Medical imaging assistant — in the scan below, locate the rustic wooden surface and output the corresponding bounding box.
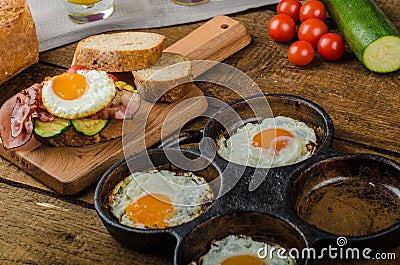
[0,1,399,264]
[0,16,250,195]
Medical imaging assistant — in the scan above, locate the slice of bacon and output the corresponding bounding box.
[1,83,56,149]
[90,90,141,120]
[0,94,33,149]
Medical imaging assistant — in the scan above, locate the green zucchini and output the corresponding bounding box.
[34,118,71,138]
[71,119,109,136]
[321,0,400,73]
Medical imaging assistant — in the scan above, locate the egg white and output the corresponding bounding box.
[194,235,295,265]
[110,170,214,229]
[217,116,317,168]
[42,70,116,119]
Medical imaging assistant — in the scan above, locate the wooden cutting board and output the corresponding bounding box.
[0,16,251,195]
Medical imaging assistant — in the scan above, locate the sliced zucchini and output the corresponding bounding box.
[363,36,400,73]
[322,0,400,73]
[71,118,109,136]
[115,80,135,92]
[34,118,71,138]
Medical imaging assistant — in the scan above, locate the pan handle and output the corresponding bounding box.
[157,130,203,150]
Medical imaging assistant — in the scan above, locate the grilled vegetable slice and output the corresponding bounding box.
[34,118,71,138]
[322,0,400,73]
[71,119,109,136]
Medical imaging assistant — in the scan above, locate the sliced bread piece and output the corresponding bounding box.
[72,32,165,72]
[133,52,193,102]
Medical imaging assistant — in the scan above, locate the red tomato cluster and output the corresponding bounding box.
[268,0,345,66]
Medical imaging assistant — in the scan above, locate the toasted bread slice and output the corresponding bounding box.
[72,32,165,72]
[133,52,193,102]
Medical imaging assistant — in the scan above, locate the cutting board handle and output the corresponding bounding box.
[164,15,251,63]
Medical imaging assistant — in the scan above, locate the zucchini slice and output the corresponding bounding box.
[322,0,400,73]
[71,119,109,136]
[34,118,71,138]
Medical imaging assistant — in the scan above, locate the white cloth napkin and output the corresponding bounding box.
[26,0,278,52]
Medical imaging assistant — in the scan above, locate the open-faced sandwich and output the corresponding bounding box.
[0,31,193,149]
[0,64,142,149]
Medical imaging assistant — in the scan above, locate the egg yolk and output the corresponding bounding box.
[126,193,174,228]
[252,128,294,152]
[221,255,267,265]
[52,73,87,100]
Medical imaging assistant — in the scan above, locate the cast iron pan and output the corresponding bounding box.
[94,94,400,265]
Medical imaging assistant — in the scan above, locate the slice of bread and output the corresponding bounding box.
[72,32,165,72]
[0,0,39,85]
[133,52,193,102]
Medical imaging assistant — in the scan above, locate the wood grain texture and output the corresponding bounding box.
[0,16,251,195]
[208,2,400,156]
[165,16,251,62]
[0,3,399,264]
[0,87,207,195]
[0,182,171,265]
[1,179,399,265]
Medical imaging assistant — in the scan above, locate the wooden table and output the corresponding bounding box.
[0,1,399,264]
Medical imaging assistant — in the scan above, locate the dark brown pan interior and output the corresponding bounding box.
[177,211,308,265]
[292,155,400,237]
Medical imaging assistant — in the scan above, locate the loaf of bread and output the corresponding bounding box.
[72,32,165,72]
[133,52,193,102]
[0,0,39,85]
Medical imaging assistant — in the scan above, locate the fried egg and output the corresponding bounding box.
[218,116,317,168]
[192,235,295,265]
[42,70,116,119]
[110,170,214,229]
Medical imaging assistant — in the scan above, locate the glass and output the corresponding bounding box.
[173,0,209,5]
[64,0,114,24]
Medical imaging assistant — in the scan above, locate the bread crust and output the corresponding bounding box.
[0,0,39,85]
[72,33,165,72]
[133,53,193,102]
[135,78,192,103]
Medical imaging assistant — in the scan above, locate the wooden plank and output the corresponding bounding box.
[2,136,399,207]
[0,182,171,265]
[0,16,251,195]
[1,164,398,265]
[165,16,251,62]
[194,3,400,156]
[0,155,98,205]
[0,87,207,195]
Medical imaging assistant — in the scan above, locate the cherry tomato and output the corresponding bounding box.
[288,40,315,66]
[317,33,345,61]
[268,14,296,42]
[299,1,326,22]
[66,65,88,74]
[298,18,328,48]
[108,73,119,82]
[277,0,302,22]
